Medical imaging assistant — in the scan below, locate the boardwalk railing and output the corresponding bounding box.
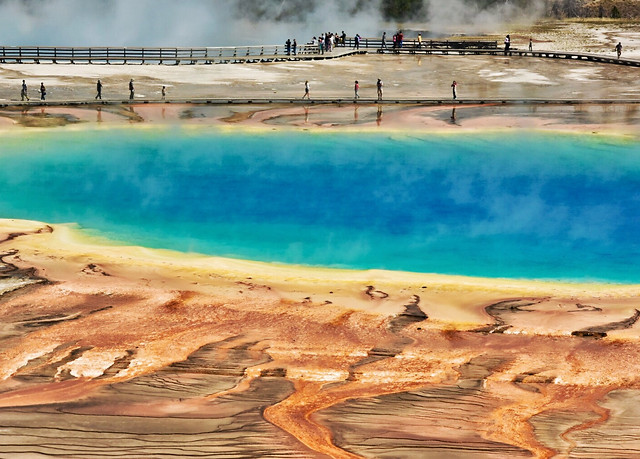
[1,40,638,68]
[0,39,496,64]
[339,38,498,49]
[375,46,640,67]
[0,44,323,64]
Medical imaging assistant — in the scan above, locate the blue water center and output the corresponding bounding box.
[1,127,639,282]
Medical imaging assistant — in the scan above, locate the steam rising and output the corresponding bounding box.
[0,0,545,46]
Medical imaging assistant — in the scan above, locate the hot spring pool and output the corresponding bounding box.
[1,127,639,282]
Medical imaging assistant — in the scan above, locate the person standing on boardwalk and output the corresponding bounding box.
[381,31,387,49]
[354,80,360,99]
[286,38,291,55]
[504,34,510,55]
[95,79,102,100]
[21,80,29,101]
[529,38,533,51]
[302,80,310,99]
[292,39,297,55]
[376,78,383,100]
[417,33,423,48]
[616,42,622,59]
[39,82,46,100]
[451,80,458,100]
[129,79,135,100]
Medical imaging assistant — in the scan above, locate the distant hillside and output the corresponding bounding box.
[376,0,640,21]
[546,0,640,18]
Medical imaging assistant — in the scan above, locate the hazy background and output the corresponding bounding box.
[0,0,545,46]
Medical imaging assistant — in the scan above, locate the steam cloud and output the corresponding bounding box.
[0,0,545,46]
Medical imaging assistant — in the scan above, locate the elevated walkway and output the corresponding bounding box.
[0,45,364,64]
[376,47,640,67]
[3,98,640,108]
[0,40,638,68]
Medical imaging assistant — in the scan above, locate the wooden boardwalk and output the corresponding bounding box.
[3,98,640,108]
[0,45,364,64]
[1,39,638,67]
[375,47,640,67]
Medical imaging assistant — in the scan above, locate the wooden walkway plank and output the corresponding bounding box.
[2,98,640,108]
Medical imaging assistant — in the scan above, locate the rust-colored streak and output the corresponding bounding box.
[265,381,362,459]
[560,387,613,456]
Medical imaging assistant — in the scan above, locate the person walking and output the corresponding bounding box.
[354,80,360,99]
[417,33,423,48]
[504,34,510,55]
[616,42,622,59]
[451,80,458,100]
[95,79,102,100]
[161,85,166,100]
[129,79,135,100]
[39,82,46,101]
[529,38,533,52]
[302,80,310,99]
[354,34,360,50]
[292,39,297,55]
[381,31,387,49]
[20,80,29,101]
[376,78,383,100]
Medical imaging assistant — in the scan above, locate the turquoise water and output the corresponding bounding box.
[1,127,639,282]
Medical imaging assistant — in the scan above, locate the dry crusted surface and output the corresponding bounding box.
[1,222,640,458]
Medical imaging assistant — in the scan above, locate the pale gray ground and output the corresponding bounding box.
[0,53,638,103]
